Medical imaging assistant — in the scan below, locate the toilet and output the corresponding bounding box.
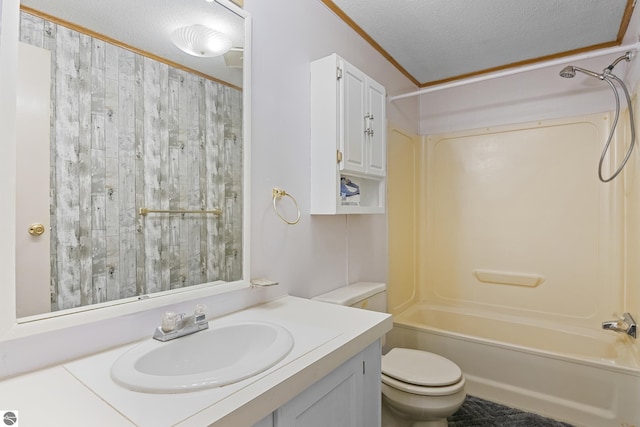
[313,282,466,427]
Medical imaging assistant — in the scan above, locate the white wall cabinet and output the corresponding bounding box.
[341,61,386,178]
[310,53,386,214]
[261,341,381,427]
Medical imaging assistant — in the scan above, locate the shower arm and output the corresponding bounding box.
[605,52,633,73]
[564,53,633,80]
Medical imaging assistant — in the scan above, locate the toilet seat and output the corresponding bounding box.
[381,348,465,396]
[381,372,465,396]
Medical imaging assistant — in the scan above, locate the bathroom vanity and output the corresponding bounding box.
[0,296,391,426]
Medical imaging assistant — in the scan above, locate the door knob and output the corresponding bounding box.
[28,223,46,236]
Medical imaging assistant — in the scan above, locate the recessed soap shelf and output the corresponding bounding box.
[472,269,545,287]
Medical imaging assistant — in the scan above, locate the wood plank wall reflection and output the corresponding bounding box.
[19,11,243,311]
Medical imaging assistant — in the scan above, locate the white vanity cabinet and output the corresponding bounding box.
[272,341,381,427]
[310,53,386,214]
[253,415,274,427]
[0,295,391,427]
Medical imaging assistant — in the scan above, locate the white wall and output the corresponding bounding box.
[245,0,418,298]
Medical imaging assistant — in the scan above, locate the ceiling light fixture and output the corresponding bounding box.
[171,24,232,58]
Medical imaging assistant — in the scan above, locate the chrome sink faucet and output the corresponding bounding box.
[153,304,209,342]
[602,312,636,339]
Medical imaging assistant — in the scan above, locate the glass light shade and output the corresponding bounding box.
[171,25,233,58]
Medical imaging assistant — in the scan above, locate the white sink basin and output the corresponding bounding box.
[111,321,294,393]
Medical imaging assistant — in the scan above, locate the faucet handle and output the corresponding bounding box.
[161,312,178,332]
[194,304,207,323]
[614,312,635,321]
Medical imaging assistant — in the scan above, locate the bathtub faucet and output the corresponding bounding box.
[602,312,636,339]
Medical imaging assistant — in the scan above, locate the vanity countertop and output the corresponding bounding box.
[0,295,392,426]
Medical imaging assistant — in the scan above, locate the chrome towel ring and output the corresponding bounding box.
[272,188,301,225]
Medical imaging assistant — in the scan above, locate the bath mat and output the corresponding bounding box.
[448,395,575,426]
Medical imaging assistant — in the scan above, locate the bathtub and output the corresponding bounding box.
[384,303,640,427]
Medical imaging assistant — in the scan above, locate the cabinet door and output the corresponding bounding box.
[366,79,386,177]
[362,341,382,427]
[275,354,364,427]
[341,62,367,175]
[253,414,274,427]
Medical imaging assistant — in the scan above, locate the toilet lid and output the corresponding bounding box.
[382,348,462,387]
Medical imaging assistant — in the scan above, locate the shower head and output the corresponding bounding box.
[558,65,602,79]
[559,66,576,78]
[559,52,633,80]
[557,50,636,183]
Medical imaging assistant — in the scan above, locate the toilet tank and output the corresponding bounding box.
[312,282,387,312]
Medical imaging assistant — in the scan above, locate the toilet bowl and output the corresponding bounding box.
[381,347,466,427]
[312,282,467,427]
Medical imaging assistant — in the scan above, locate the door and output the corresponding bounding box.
[15,42,51,317]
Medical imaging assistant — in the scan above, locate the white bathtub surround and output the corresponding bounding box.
[386,304,640,427]
[0,296,391,426]
[387,110,640,426]
[420,114,622,330]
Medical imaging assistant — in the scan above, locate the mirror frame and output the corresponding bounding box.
[0,0,251,341]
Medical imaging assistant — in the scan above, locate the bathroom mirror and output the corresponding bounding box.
[13,0,250,320]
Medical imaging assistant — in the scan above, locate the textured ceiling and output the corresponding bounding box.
[328,0,633,87]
